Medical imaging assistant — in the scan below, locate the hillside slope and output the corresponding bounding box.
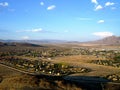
[87,36,120,45]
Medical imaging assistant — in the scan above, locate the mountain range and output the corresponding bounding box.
[87,36,120,45]
[0,36,120,45]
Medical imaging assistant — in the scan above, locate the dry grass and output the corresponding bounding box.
[0,64,21,78]
[0,55,120,90]
[0,75,38,90]
[0,64,83,90]
[0,75,82,90]
[0,64,37,89]
[38,79,82,90]
[104,83,120,90]
[51,55,120,77]
[52,55,104,63]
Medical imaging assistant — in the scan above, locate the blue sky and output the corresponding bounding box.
[0,0,120,41]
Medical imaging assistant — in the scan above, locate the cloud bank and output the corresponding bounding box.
[22,36,30,40]
[93,32,114,37]
[105,2,115,7]
[91,0,98,5]
[0,2,8,7]
[17,28,43,33]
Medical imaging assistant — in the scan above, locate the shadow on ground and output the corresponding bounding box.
[31,74,120,90]
[1,74,120,90]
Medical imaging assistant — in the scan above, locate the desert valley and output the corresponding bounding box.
[0,36,120,90]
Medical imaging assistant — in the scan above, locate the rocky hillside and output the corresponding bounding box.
[88,36,120,45]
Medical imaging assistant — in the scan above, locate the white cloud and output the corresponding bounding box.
[77,18,92,21]
[17,28,43,33]
[105,2,115,7]
[93,32,114,37]
[17,28,55,33]
[91,0,98,5]
[0,2,9,7]
[95,5,103,11]
[40,2,44,6]
[22,36,30,40]
[31,28,43,32]
[98,20,104,23]
[47,5,56,10]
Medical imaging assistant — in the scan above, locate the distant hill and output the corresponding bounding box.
[0,36,120,46]
[0,42,5,46]
[86,36,120,45]
[0,39,68,44]
[0,42,43,47]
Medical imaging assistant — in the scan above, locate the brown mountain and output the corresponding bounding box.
[0,42,43,47]
[89,36,120,45]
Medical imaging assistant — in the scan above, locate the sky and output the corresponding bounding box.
[0,0,120,41]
